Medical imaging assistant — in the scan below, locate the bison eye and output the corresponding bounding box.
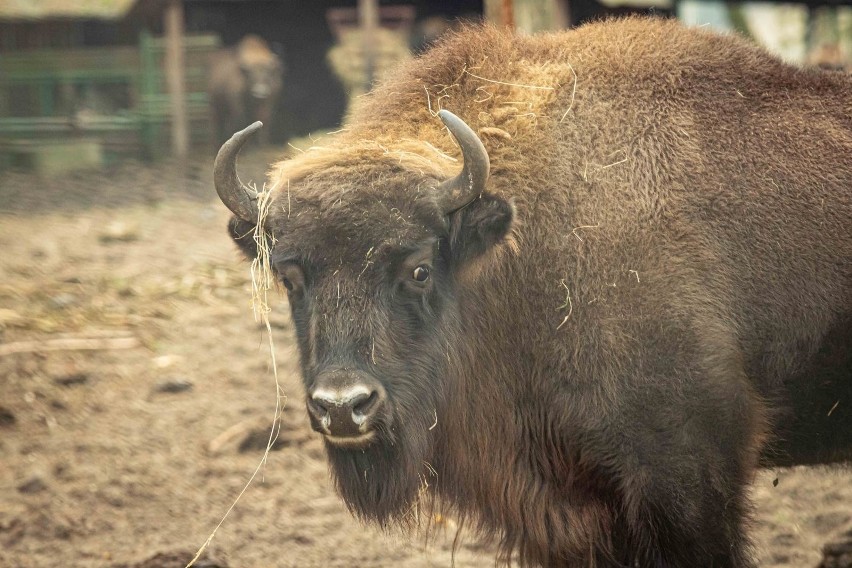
[277,264,305,295]
[412,265,430,283]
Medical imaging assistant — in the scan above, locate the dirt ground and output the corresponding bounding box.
[0,151,850,568]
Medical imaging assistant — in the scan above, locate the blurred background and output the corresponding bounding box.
[0,0,848,167]
[0,1,850,567]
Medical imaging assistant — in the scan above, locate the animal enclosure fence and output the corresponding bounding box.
[0,32,220,173]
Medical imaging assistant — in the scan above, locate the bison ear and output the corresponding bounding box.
[447,195,515,270]
[228,216,258,259]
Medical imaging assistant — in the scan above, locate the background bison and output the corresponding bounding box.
[208,34,284,147]
[214,16,852,568]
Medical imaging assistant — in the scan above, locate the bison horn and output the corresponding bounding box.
[436,110,490,214]
[213,121,263,223]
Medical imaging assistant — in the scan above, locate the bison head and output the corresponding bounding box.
[236,34,284,101]
[214,112,514,524]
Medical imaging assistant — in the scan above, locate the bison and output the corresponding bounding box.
[214,18,851,567]
[208,34,283,147]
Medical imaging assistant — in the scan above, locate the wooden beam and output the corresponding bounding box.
[486,0,569,33]
[164,0,188,158]
[502,0,516,29]
[358,0,379,91]
[484,0,516,29]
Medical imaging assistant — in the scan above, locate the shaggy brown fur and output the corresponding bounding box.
[208,35,283,146]
[226,18,851,567]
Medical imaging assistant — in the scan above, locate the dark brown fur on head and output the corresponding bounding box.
[227,17,852,567]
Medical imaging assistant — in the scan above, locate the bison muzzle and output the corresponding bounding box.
[214,18,852,568]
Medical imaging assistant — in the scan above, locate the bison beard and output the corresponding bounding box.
[318,306,456,526]
[325,412,434,526]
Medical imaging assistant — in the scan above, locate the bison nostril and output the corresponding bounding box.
[307,397,329,418]
[351,391,379,422]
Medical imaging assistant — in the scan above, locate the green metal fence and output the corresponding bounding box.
[0,32,220,171]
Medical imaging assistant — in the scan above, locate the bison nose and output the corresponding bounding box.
[306,383,385,441]
[250,84,271,98]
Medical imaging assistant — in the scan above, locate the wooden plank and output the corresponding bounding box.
[358,0,379,89]
[164,0,188,158]
[0,47,140,72]
[0,35,218,78]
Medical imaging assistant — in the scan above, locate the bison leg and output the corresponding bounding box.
[593,376,766,567]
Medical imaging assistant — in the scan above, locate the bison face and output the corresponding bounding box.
[240,58,283,100]
[220,112,514,524]
[228,179,514,523]
[234,34,284,101]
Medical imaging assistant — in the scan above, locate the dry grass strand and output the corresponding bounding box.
[556,279,573,330]
[463,67,556,91]
[559,61,578,123]
[186,183,287,568]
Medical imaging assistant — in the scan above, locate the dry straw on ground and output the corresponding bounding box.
[186,183,286,568]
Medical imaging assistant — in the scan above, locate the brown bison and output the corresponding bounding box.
[214,18,851,567]
[208,34,283,146]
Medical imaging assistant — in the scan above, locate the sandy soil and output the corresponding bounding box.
[0,154,850,567]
